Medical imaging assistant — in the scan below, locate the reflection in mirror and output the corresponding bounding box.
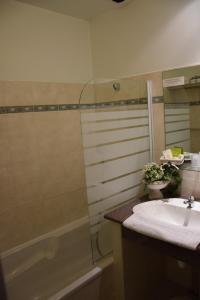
[163,65,200,171]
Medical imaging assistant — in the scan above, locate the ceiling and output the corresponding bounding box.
[16,0,133,20]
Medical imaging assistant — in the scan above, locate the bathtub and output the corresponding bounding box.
[49,267,102,300]
[1,217,102,300]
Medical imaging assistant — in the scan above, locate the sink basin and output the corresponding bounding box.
[133,198,200,228]
[123,198,200,250]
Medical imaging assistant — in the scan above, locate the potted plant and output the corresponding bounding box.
[143,162,181,199]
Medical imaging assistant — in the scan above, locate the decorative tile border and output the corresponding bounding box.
[165,103,190,108]
[0,97,163,114]
[152,96,164,103]
[190,101,200,106]
[165,101,200,106]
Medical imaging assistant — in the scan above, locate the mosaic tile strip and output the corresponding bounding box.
[0,97,164,114]
[165,103,190,109]
[190,101,200,106]
[165,101,200,106]
[59,104,79,110]
[34,105,58,112]
[152,96,164,103]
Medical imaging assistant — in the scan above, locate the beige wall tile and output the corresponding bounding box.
[0,108,88,251]
[0,73,163,106]
[130,71,163,97]
[0,167,15,214]
[94,78,147,102]
[93,72,163,103]
[79,83,96,104]
[190,105,200,151]
[181,170,200,199]
[0,181,88,252]
[191,129,200,153]
[0,81,83,106]
[164,87,200,104]
[190,106,200,129]
[0,199,45,252]
[43,188,88,233]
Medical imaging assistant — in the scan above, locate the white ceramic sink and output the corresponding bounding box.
[133,198,200,228]
[123,198,200,250]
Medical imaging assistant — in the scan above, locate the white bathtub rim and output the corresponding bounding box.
[48,267,102,300]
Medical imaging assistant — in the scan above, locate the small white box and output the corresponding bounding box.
[163,76,185,88]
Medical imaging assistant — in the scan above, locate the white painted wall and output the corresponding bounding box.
[1,0,200,82]
[0,0,93,82]
[91,0,200,79]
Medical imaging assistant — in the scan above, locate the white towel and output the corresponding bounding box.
[123,213,200,250]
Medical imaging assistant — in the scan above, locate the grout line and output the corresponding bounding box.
[81,116,148,124]
[165,120,189,124]
[86,149,150,167]
[102,168,143,184]
[83,135,149,149]
[86,169,143,189]
[82,124,149,135]
[166,128,190,134]
[88,183,141,207]
[166,139,190,146]
[165,113,189,117]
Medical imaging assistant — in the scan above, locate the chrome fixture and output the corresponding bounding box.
[112,0,125,3]
[112,0,133,7]
[184,195,195,209]
[113,82,120,91]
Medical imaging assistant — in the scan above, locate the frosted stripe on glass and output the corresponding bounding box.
[165,108,190,115]
[87,170,143,204]
[81,109,148,122]
[165,121,190,133]
[84,137,150,165]
[166,130,190,145]
[89,185,141,217]
[85,151,149,186]
[82,118,148,133]
[82,126,149,147]
[165,115,189,122]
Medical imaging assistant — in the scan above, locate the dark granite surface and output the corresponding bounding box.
[104,196,148,224]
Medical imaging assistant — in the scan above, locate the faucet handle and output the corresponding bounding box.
[184,195,195,205]
[189,195,195,202]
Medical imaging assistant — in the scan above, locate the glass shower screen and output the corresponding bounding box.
[79,78,151,261]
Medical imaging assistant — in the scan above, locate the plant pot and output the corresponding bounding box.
[147,181,169,199]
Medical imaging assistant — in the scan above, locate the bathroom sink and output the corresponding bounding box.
[123,198,200,250]
[133,198,200,228]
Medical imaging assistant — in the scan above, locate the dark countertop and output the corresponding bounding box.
[104,196,200,260]
[104,196,148,224]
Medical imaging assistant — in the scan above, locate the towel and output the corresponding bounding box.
[123,212,200,250]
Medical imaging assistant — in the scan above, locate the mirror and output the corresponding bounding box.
[163,64,200,171]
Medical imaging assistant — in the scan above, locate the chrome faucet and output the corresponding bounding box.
[184,195,195,209]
